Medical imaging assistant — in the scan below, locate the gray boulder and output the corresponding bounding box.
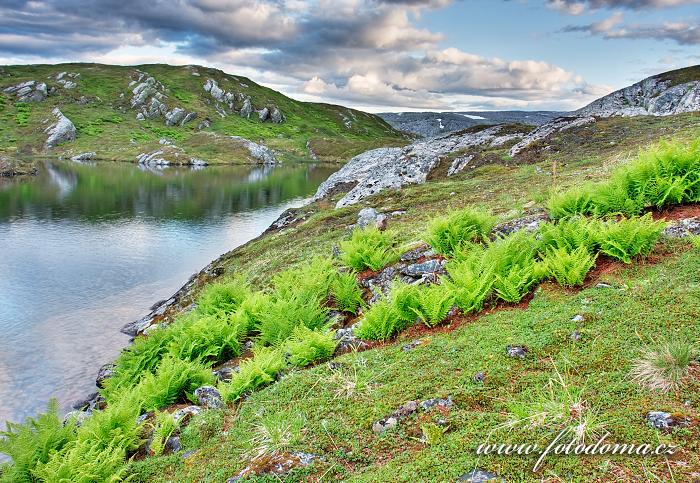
[258,107,270,122]
[271,107,284,123]
[165,107,187,126]
[313,125,525,208]
[3,80,48,102]
[230,136,277,164]
[240,97,253,118]
[194,386,223,409]
[45,108,76,148]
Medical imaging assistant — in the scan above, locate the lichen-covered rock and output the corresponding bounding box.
[258,107,270,122]
[3,80,48,102]
[646,411,691,430]
[240,97,253,118]
[509,116,596,157]
[458,469,504,482]
[194,386,223,409]
[172,405,202,426]
[45,108,76,148]
[204,79,237,111]
[662,217,700,238]
[271,107,284,123]
[447,154,473,176]
[95,363,115,388]
[165,107,187,126]
[491,212,550,237]
[130,72,169,120]
[71,152,97,162]
[230,136,277,164]
[313,125,524,208]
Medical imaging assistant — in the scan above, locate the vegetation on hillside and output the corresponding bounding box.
[0,63,406,167]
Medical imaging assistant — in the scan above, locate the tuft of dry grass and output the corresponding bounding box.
[630,340,698,392]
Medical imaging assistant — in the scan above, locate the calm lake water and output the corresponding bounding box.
[0,160,335,425]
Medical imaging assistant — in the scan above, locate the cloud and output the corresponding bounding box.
[547,0,700,13]
[563,12,700,44]
[0,0,605,111]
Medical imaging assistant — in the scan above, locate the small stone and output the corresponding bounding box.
[402,340,423,351]
[506,345,528,359]
[571,314,585,323]
[95,363,115,388]
[194,386,223,409]
[401,259,446,278]
[357,207,379,228]
[165,436,182,453]
[372,416,398,433]
[458,469,504,482]
[375,214,388,231]
[172,406,201,426]
[646,411,690,430]
[596,283,613,289]
[181,450,197,459]
[473,372,486,383]
[570,331,582,342]
[394,401,418,417]
[420,396,453,411]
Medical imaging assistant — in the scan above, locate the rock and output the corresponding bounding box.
[447,155,473,176]
[197,118,212,130]
[71,152,96,162]
[571,314,585,323]
[181,112,197,126]
[419,396,453,412]
[473,372,486,383]
[165,107,187,126]
[231,452,317,479]
[401,259,446,278]
[458,469,504,482]
[400,244,433,262]
[45,108,76,148]
[576,70,700,118]
[663,217,700,238]
[334,326,369,355]
[313,125,524,208]
[194,386,223,409]
[506,345,528,359]
[271,107,284,123]
[646,411,691,430]
[402,340,423,351]
[137,150,170,167]
[172,406,202,426]
[165,436,182,453]
[190,158,207,166]
[95,363,115,388]
[570,331,582,342]
[509,116,596,157]
[258,107,270,122]
[595,283,613,289]
[240,97,253,118]
[375,214,388,231]
[63,410,90,427]
[230,136,277,164]
[491,212,550,237]
[372,416,398,433]
[3,80,48,102]
[357,207,379,228]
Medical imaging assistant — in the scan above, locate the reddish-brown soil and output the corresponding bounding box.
[648,202,700,221]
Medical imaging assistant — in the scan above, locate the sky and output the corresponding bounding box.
[0,0,698,112]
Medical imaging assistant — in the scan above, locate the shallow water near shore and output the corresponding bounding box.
[0,160,335,425]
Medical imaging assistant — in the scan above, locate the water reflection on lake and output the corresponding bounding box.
[0,160,335,424]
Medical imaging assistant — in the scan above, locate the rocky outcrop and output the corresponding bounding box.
[271,107,284,123]
[239,98,253,119]
[3,80,48,102]
[509,116,595,157]
[165,107,196,126]
[203,79,237,112]
[313,125,526,208]
[55,72,80,89]
[130,72,168,120]
[71,152,97,162]
[230,136,277,164]
[575,68,700,118]
[45,108,76,148]
[136,146,207,168]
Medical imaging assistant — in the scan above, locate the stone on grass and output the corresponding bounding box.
[506,345,528,359]
[458,469,504,482]
[194,386,223,409]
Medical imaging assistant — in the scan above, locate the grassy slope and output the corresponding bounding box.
[121,113,700,481]
[0,63,406,166]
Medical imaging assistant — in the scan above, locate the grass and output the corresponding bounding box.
[0,63,407,166]
[630,340,698,392]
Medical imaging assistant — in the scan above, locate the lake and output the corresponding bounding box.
[0,160,335,425]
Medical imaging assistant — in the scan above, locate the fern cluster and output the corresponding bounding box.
[284,325,337,367]
[219,348,286,403]
[548,137,700,219]
[541,246,597,287]
[354,299,406,341]
[595,214,665,264]
[426,207,495,256]
[330,271,364,314]
[340,227,398,271]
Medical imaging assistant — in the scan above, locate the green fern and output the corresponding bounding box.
[330,271,364,314]
[547,185,596,220]
[0,399,76,483]
[149,412,178,456]
[284,325,337,367]
[542,246,598,287]
[426,207,495,255]
[493,262,538,303]
[389,281,423,322]
[354,299,406,341]
[340,227,398,271]
[444,252,495,314]
[33,440,129,483]
[412,284,455,327]
[134,356,214,412]
[196,274,251,315]
[257,293,329,346]
[219,347,286,403]
[539,217,599,253]
[596,214,665,264]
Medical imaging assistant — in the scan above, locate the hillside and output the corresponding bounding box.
[1,67,700,482]
[0,63,406,172]
[378,110,563,138]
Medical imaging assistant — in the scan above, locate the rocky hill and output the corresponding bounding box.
[0,63,406,172]
[378,110,561,138]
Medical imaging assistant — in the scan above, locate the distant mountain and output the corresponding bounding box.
[378,110,564,138]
